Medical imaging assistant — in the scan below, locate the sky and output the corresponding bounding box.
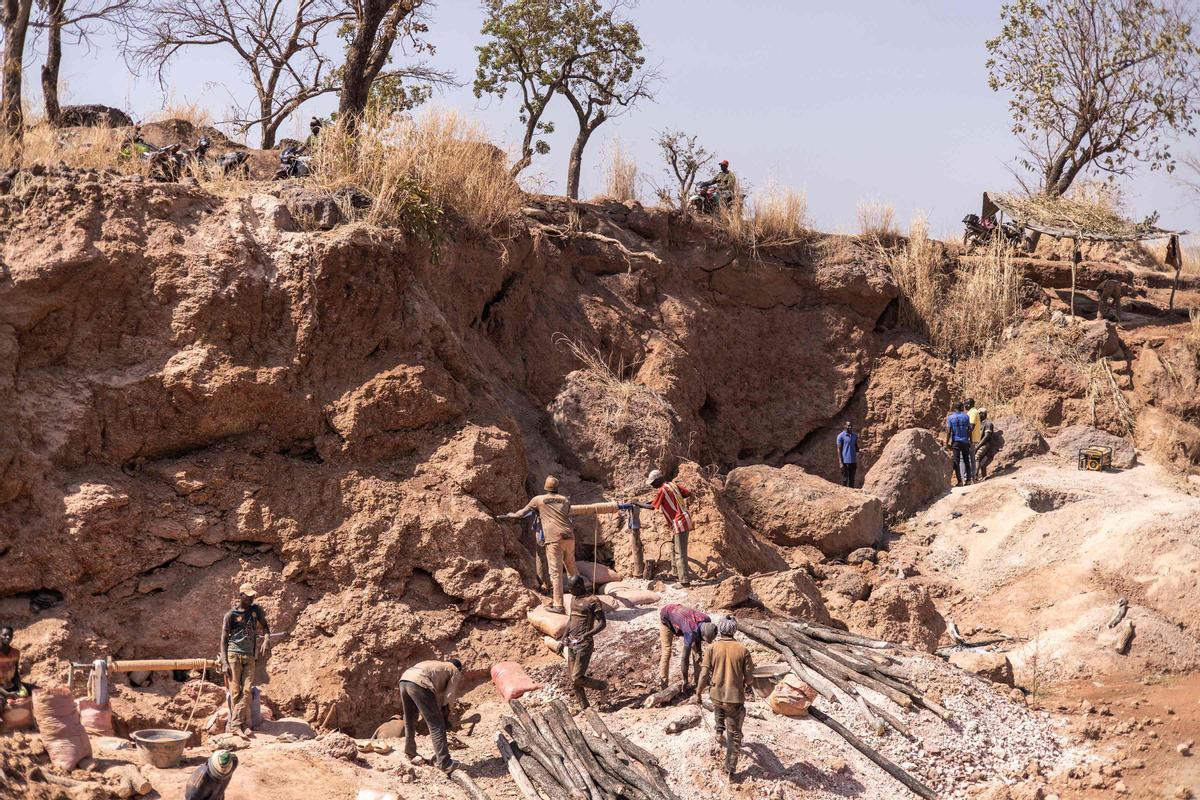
[28,0,1200,240]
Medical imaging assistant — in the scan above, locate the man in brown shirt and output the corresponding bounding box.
[499,475,577,613]
[695,617,755,778]
[563,575,607,709]
[399,658,463,773]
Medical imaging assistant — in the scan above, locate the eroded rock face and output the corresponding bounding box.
[11,186,912,734]
[862,428,951,521]
[1049,425,1137,469]
[724,464,884,556]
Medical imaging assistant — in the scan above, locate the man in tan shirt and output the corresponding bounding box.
[695,617,755,778]
[499,475,577,613]
[399,658,463,773]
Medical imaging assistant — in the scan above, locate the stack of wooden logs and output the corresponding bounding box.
[739,618,941,799]
[497,698,679,800]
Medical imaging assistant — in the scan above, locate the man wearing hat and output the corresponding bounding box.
[498,475,577,613]
[647,468,693,587]
[695,617,755,778]
[185,749,238,799]
[219,583,271,736]
[698,159,737,208]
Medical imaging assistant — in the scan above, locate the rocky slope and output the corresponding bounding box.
[0,178,948,736]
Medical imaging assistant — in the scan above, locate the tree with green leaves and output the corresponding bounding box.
[986,0,1200,197]
[654,129,712,210]
[474,0,653,190]
[558,0,653,199]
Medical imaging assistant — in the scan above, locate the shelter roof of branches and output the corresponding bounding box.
[982,192,1187,243]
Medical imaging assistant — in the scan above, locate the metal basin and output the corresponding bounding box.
[750,663,790,696]
[130,728,190,768]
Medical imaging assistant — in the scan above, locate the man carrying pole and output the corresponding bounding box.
[498,475,577,613]
[219,584,270,737]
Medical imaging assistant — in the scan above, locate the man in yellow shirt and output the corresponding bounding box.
[965,398,981,485]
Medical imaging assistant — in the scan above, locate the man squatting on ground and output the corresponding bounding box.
[659,604,715,689]
[836,421,859,488]
[696,617,755,778]
[945,402,974,486]
[498,475,577,613]
[648,469,694,587]
[563,575,608,708]
[219,583,270,736]
[0,625,27,714]
[399,657,463,773]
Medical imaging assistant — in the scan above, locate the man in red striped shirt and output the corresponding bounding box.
[648,469,693,587]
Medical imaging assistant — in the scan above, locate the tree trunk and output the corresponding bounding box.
[565,127,592,200]
[258,97,277,149]
[337,0,394,134]
[41,0,64,126]
[1,0,35,143]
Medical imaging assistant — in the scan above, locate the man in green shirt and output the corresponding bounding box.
[699,160,738,209]
[219,584,270,736]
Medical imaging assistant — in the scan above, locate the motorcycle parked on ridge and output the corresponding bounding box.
[274,145,312,180]
[962,213,1024,252]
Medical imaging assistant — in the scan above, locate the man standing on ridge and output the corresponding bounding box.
[836,421,859,488]
[219,584,270,737]
[696,617,755,779]
[945,402,973,486]
[563,575,607,709]
[648,469,694,587]
[399,657,463,773]
[965,398,982,484]
[975,409,997,480]
[658,603,714,689]
[498,476,577,613]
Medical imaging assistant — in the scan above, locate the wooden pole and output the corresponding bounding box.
[1070,238,1080,318]
[809,707,937,800]
[449,768,492,800]
[497,732,545,800]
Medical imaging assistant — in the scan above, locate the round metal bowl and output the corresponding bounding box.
[130,728,190,768]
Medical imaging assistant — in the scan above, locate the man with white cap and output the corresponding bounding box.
[647,468,693,587]
[185,749,238,799]
[219,583,270,736]
[498,475,577,613]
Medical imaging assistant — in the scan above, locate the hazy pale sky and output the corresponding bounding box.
[32,0,1200,240]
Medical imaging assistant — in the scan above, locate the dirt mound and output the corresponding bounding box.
[862,427,951,520]
[845,580,946,653]
[725,464,884,556]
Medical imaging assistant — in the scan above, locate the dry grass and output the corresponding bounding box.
[311,106,523,232]
[0,120,147,174]
[149,101,213,128]
[883,217,1023,359]
[720,182,811,256]
[553,333,674,462]
[601,139,639,203]
[856,200,898,243]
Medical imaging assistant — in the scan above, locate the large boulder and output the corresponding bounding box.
[862,428,951,521]
[949,650,1015,686]
[724,465,883,557]
[750,570,831,624]
[56,104,133,128]
[1048,425,1136,469]
[987,415,1049,473]
[846,581,945,653]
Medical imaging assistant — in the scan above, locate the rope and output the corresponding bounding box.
[184,664,208,733]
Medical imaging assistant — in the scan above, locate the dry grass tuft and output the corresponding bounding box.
[0,120,146,175]
[720,182,811,256]
[996,180,1161,239]
[601,139,639,202]
[856,200,898,243]
[311,107,523,232]
[553,333,674,461]
[149,101,213,128]
[883,217,1023,359]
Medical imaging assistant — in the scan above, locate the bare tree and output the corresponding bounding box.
[37,0,139,125]
[1,0,34,142]
[987,0,1200,197]
[338,0,453,132]
[132,0,349,148]
[654,129,712,210]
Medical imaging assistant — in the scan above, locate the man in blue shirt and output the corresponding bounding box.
[835,421,859,488]
[944,402,973,486]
